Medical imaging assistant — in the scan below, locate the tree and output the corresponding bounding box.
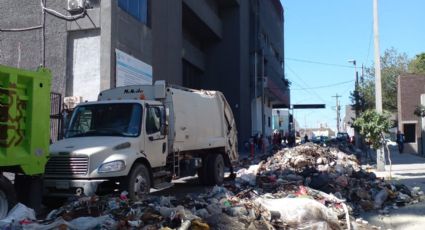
[353,48,410,112]
[353,110,393,177]
[409,53,425,75]
[352,110,392,150]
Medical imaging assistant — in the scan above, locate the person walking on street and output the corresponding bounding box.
[396,130,405,153]
[304,134,309,143]
[262,135,269,154]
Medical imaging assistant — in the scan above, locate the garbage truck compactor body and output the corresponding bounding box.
[44,81,238,200]
[0,65,51,218]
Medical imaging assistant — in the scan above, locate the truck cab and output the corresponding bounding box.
[44,99,168,200]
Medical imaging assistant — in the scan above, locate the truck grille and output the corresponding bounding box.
[45,156,89,175]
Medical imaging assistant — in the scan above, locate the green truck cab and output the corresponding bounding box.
[0,65,51,218]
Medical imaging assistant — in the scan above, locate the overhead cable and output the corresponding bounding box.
[1,0,85,32]
[41,1,86,21]
[285,64,329,104]
[291,80,354,90]
[286,57,355,69]
[0,25,43,32]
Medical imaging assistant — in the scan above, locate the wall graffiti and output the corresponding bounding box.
[0,83,25,148]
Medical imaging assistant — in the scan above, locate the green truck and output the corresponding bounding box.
[0,65,51,218]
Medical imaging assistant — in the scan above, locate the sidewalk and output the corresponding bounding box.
[369,146,425,191]
[360,147,425,230]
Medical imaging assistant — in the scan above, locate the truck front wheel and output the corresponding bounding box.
[124,164,151,201]
[0,175,17,219]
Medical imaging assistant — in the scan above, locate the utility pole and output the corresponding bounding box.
[373,0,383,114]
[373,0,385,171]
[332,94,341,132]
[261,49,265,136]
[349,60,361,148]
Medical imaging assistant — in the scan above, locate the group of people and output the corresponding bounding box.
[249,133,269,154]
[246,130,297,155]
[245,130,406,156]
[272,130,297,148]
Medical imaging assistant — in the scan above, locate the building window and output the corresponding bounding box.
[118,0,149,25]
[183,60,202,89]
[404,123,416,143]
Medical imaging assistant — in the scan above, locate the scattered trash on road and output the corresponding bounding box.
[1,143,423,229]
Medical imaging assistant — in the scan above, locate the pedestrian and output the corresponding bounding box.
[262,135,269,154]
[396,130,405,153]
[257,133,263,152]
[288,132,295,147]
[277,131,282,146]
[304,134,309,143]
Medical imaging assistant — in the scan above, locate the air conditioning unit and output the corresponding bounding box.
[64,96,83,110]
[67,0,86,12]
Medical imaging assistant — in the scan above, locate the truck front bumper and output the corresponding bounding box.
[43,178,108,197]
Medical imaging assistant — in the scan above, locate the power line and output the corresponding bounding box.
[364,22,374,65]
[286,57,356,69]
[0,25,42,32]
[291,80,354,90]
[286,64,329,104]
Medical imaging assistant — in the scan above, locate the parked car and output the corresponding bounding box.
[336,132,350,143]
[312,136,329,145]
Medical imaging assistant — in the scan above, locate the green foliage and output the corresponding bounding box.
[284,78,291,87]
[352,110,392,150]
[353,48,410,112]
[354,49,425,113]
[409,53,425,75]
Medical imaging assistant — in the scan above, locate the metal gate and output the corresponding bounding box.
[50,92,63,143]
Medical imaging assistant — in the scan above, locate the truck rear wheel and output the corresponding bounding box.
[124,164,151,201]
[0,175,17,219]
[206,154,225,186]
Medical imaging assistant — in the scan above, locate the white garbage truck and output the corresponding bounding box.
[43,81,238,201]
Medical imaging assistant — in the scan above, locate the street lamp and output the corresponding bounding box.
[348,59,360,148]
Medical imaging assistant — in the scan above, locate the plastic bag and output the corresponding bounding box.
[373,189,389,209]
[0,203,35,228]
[255,197,341,230]
[236,164,259,186]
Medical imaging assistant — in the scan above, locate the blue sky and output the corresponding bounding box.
[282,0,425,131]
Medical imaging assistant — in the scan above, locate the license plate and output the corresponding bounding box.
[56,181,70,189]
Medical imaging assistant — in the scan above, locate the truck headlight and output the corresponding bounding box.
[98,160,125,173]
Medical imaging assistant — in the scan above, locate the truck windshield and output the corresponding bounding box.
[66,103,142,138]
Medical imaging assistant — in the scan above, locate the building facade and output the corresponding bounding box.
[397,74,425,155]
[0,0,290,148]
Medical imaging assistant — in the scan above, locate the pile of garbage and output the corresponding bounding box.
[1,143,424,229]
[251,143,424,212]
[0,186,365,230]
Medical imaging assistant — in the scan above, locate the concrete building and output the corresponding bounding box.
[397,74,425,155]
[0,0,290,148]
[272,109,289,134]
